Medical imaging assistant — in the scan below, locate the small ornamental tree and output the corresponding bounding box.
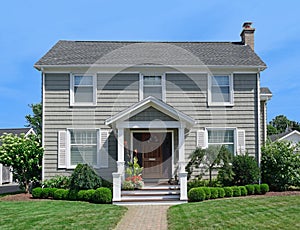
[0,133,43,193]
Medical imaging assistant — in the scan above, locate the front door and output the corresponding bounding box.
[133,132,171,179]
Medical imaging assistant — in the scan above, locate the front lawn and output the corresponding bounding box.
[0,200,127,230]
[168,195,300,230]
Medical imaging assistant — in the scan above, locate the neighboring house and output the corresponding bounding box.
[35,22,272,203]
[270,130,300,145]
[0,128,35,185]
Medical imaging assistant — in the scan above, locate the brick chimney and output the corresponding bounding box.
[240,22,255,50]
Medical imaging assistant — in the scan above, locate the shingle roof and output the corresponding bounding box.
[35,40,266,68]
[260,87,272,95]
[269,130,300,142]
[0,128,33,137]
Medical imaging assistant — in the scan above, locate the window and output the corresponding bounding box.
[209,75,233,105]
[69,129,98,166]
[207,129,235,154]
[71,75,96,106]
[140,75,165,101]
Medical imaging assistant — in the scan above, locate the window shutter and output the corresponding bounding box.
[197,130,207,149]
[58,131,67,168]
[237,130,246,154]
[99,130,110,168]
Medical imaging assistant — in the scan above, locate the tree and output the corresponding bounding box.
[0,134,43,193]
[25,103,42,143]
[267,115,300,136]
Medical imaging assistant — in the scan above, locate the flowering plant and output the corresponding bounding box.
[123,156,144,189]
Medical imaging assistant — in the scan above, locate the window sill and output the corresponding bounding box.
[208,103,234,107]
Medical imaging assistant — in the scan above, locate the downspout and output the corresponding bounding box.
[41,69,45,181]
[257,72,261,181]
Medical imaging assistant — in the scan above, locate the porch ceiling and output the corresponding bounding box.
[105,96,195,128]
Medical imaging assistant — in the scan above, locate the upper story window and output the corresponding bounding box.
[140,75,165,101]
[208,75,234,106]
[70,74,97,106]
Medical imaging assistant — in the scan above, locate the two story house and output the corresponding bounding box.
[35,22,271,203]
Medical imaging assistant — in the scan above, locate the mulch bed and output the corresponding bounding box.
[1,191,300,201]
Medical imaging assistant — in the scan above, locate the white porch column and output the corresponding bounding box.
[179,172,188,201]
[112,172,121,201]
[117,128,125,175]
[178,127,186,173]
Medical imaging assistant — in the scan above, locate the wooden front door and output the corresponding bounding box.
[141,133,163,178]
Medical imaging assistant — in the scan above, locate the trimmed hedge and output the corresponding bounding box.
[217,187,225,198]
[53,189,69,200]
[260,184,269,194]
[209,188,218,199]
[32,187,43,199]
[245,184,255,195]
[188,188,206,202]
[239,186,248,196]
[92,187,112,204]
[202,187,211,200]
[224,187,233,197]
[232,186,241,197]
[254,184,261,195]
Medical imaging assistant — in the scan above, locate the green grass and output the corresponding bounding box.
[168,196,300,230]
[0,200,127,230]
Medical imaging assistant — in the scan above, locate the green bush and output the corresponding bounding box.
[32,187,43,198]
[43,175,71,189]
[41,188,51,198]
[239,186,248,196]
[245,185,255,195]
[77,189,96,202]
[232,186,241,197]
[202,187,211,200]
[187,179,209,191]
[223,187,233,197]
[122,181,135,190]
[217,187,225,198]
[232,154,260,185]
[68,190,78,201]
[254,184,261,195]
[92,187,112,204]
[260,184,269,194]
[70,164,102,191]
[209,187,218,199]
[53,189,69,200]
[102,179,113,191]
[261,141,300,191]
[47,188,58,198]
[188,188,206,202]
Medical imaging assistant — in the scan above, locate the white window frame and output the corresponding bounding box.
[206,128,236,155]
[139,73,166,102]
[67,129,100,169]
[70,73,97,106]
[208,74,234,106]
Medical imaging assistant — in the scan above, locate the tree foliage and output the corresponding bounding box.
[268,115,300,136]
[25,103,42,143]
[0,134,43,193]
[261,141,300,191]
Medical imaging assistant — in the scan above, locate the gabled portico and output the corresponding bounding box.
[105,96,195,202]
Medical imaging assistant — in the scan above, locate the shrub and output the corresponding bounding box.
[41,188,51,198]
[68,190,78,201]
[188,188,206,202]
[70,164,102,191]
[232,154,260,185]
[32,187,43,199]
[77,190,95,202]
[239,186,248,196]
[223,187,233,197]
[232,186,241,197]
[47,188,58,198]
[261,141,300,191]
[53,189,69,200]
[42,175,71,189]
[202,187,211,200]
[245,184,255,195]
[102,179,113,191]
[92,187,112,204]
[260,184,269,194]
[122,181,135,190]
[210,187,218,199]
[188,179,209,191]
[217,187,225,198]
[254,184,261,195]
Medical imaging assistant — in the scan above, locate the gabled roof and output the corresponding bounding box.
[0,128,35,137]
[269,130,300,142]
[260,87,272,101]
[35,40,266,69]
[105,96,195,128]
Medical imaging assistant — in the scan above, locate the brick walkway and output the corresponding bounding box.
[114,205,170,230]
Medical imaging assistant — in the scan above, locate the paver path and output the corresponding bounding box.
[114,205,170,230]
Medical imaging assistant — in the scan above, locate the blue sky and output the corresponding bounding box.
[0,0,299,128]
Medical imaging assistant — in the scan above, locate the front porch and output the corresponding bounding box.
[105,97,195,204]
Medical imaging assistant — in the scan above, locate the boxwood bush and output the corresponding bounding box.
[239,186,248,196]
[209,187,218,199]
[245,184,255,195]
[53,189,69,200]
[217,187,225,198]
[232,186,241,197]
[92,187,112,204]
[260,183,269,194]
[223,187,233,197]
[188,187,206,202]
[68,190,78,201]
[202,187,211,200]
[32,187,43,198]
[254,184,261,195]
